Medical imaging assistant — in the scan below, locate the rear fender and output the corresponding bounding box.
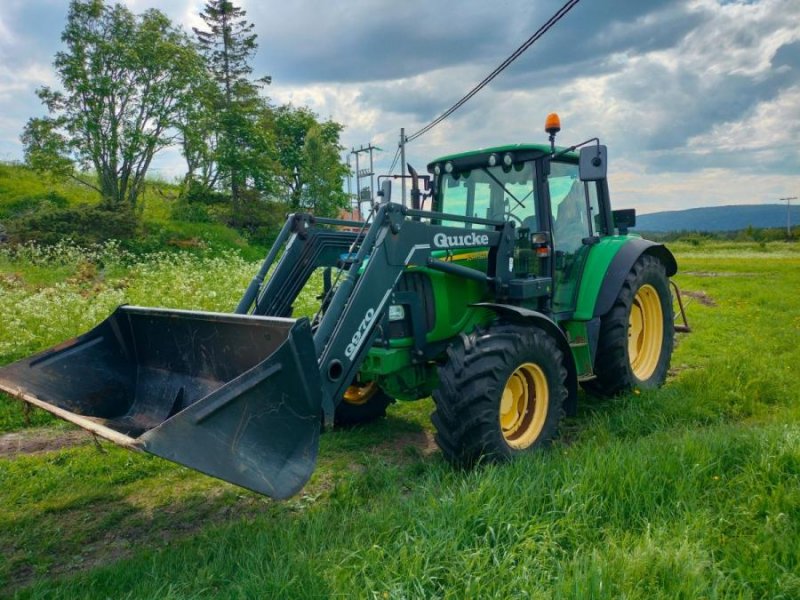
[594,239,677,318]
[473,303,578,416]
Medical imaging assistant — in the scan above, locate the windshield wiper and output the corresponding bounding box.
[482,168,525,210]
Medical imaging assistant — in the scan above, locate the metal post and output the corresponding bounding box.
[779,196,797,238]
[354,148,361,218]
[369,147,375,208]
[346,153,353,217]
[400,128,407,207]
[351,144,379,218]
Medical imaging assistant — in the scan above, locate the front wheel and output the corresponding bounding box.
[584,254,674,397]
[432,323,567,466]
[334,381,394,426]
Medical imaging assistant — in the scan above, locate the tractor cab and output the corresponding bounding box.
[426,128,612,316]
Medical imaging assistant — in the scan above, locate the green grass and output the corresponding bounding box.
[0,162,265,259]
[0,163,87,217]
[0,241,798,598]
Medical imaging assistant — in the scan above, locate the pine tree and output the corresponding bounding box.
[193,1,270,214]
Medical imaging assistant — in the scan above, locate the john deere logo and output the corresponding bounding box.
[433,232,489,249]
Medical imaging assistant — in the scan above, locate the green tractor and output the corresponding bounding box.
[0,116,684,499]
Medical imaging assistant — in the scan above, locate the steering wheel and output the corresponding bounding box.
[504,210,524,226]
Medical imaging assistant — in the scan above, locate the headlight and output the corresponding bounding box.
[434,164,441,176]
[488,153,498,167]
[503,153,513,167]
[444,161,454,174]
[388,305,405,322]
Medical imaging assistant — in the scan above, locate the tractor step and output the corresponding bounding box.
[568,340,595,381]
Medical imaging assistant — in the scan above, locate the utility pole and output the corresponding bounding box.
[400,128,407,207]
[778,196,797,238]
[345,153,354,218]
[351,144,379,218]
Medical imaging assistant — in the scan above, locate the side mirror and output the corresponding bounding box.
[377,179,392,204]
[579,144,607,181]
[612,208,636,235]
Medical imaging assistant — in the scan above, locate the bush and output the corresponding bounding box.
[6,204,138,246]
[0,190,70,219]
[231,194,289,246]
[169,185,287,248]
[181,180,230,205]
[170,201,211,223]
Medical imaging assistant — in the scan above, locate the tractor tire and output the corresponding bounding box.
[432,323,567,466]
[584,254,673,397]
[334,381,394,427]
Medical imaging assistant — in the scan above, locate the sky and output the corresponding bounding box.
[0,0,798,213]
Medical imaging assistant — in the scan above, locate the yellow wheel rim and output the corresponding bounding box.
[499,363,549,450]
[628,284,664,381]
[343,381,377,406]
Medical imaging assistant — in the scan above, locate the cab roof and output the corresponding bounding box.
[428,143,578,169]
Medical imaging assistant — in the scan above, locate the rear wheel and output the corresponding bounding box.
[585,254,673,397]
[432,323,567,466]
[334,381,394,426]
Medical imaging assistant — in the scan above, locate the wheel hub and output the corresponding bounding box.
[343,381,377,405]
[628,284,664,381]
[499,362,549,449]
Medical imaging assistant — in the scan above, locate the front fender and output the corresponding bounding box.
[472,303,578,416]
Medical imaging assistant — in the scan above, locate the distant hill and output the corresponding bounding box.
[634,204,800,233]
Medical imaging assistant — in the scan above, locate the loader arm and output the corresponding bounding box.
[316,206,513,422]
[239,202,517,425]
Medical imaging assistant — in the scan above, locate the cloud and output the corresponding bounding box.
[509,0,800,171]
[611,161,800,212]
[273,0,799,173]
[248,0,512,84]
[0,0,798,209]
[682,85,800,174]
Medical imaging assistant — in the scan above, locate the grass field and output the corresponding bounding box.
[0,163,263,259]
[1,239,798,598]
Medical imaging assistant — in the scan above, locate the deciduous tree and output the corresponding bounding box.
[270,105,349,217]
[22,0,201,208]
[178,74,222,193]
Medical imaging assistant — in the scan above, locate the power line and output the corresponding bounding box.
[388,145,402,175]
[406,0,581,143]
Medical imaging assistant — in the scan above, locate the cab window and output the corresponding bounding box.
[439,162,537,229]
[549,161,592,254]
[549,161,594,312]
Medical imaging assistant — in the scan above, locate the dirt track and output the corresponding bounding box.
[0,427,90,458]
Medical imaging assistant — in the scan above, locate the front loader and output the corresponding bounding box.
[0,117,686,499]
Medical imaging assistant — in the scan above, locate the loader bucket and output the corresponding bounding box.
[0,306,323,499]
